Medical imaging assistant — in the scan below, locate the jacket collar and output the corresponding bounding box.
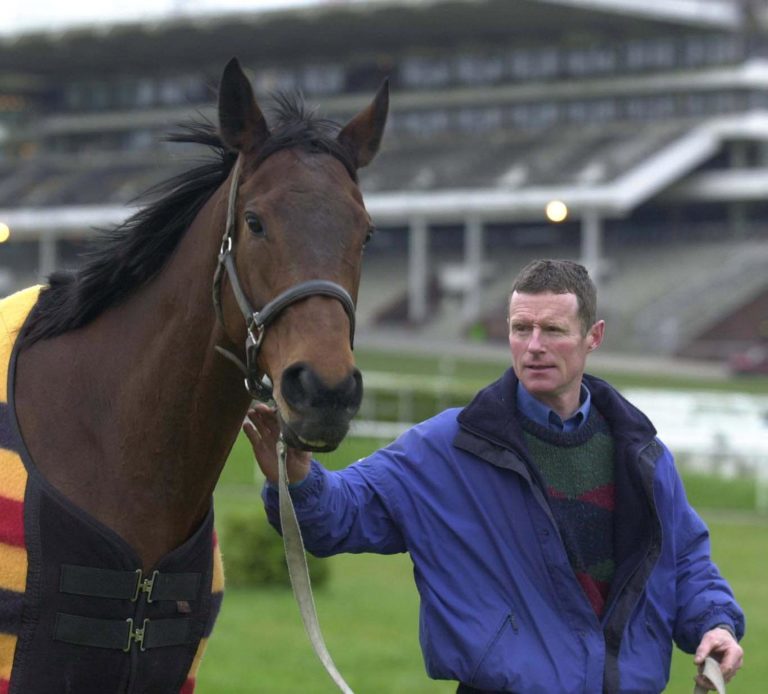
[456,368,657,455]
[456,368,528,462]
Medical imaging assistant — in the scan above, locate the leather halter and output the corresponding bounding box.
[212,156,357,402]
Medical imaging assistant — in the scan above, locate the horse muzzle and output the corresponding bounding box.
[277,363,363,452]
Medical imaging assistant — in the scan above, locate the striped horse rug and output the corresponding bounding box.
[0,287,224,694]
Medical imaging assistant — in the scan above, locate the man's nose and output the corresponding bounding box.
[528,327,545,351]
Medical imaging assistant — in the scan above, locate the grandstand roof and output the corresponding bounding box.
[0,0,742,80]
[364,111,768,222]
[3,110,768,232]
[1,0,764,235]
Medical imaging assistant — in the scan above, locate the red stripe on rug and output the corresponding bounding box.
[179,677,195,694]
[0,496,24,547]
[0,678,10,694]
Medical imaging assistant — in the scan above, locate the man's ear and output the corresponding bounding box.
[587,320,605,351]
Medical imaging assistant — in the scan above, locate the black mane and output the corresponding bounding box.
[19,93,356,348]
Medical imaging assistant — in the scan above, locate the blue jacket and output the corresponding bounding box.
[263,369,745,693]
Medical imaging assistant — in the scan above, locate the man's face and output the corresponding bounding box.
[508,291,604,417]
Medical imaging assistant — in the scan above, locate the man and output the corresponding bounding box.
[246,259,744,693]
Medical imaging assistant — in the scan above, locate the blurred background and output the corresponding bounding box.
[1,1,766,692]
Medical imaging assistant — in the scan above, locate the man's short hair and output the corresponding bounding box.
[510,259,597,334]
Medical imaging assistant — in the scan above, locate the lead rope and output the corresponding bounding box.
[276,436,355,694]
[694,657,726,694]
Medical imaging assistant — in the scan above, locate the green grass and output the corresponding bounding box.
[197,550,451,693]
[667,516,767,694]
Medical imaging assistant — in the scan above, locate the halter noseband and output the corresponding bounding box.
[212,157,356,402]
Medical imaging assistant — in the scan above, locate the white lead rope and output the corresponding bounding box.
[276,436,355,694]
[694,657,726,694]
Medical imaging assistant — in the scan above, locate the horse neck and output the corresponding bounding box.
[104,195,250,481]
[90,190,252,496]
[17,186,251,567]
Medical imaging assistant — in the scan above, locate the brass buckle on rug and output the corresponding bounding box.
[123,618,149,652]
[132,569,159,603]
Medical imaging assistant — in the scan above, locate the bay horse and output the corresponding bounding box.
[0,58,387,692]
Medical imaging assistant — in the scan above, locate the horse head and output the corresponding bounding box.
[216,58,388,452]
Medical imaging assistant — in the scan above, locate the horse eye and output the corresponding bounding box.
[244,212,265,236]
[364,226,375,247]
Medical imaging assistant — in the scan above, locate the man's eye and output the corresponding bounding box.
[364,226,375,246]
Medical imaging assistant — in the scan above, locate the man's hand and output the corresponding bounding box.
[243,403,311,485]
[694,627,743,690]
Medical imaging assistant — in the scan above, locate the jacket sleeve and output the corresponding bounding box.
[261,454,407,557]
[668,453,745,651]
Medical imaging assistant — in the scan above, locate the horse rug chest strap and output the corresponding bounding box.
[54,613,192,652]
[53,564,201,651]
[59,564,201,602]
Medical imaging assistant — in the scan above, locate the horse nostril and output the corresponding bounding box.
[346,368,364,413]
[280,363,363,415]
[281,363,315,412]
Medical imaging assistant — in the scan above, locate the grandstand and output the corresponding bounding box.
[1,0,767,359]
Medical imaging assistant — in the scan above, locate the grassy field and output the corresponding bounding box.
[199,523,766,694]
[198,350,766,692]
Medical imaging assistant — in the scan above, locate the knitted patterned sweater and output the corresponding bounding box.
[0,286,223,694]
[520,406,616,616]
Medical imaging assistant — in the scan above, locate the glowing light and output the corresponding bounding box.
[0,223,10,243]
[545,200,568,223]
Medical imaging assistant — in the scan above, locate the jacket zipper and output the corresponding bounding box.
[601,439,661,629]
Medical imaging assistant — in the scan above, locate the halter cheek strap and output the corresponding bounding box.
[212,156,356,402]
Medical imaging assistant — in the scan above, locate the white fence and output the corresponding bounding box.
[353,374,768,511]
[623,389,768,512]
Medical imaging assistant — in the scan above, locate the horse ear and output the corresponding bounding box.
[337,79,389,169]
[218,58,269,153]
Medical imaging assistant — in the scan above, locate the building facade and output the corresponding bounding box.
[1,0,767,357]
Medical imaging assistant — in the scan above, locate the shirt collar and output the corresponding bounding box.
[516,381,591,432]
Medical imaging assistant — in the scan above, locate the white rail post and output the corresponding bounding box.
[408,216,428,323]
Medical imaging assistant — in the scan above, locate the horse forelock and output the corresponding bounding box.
[257,92,357,181]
